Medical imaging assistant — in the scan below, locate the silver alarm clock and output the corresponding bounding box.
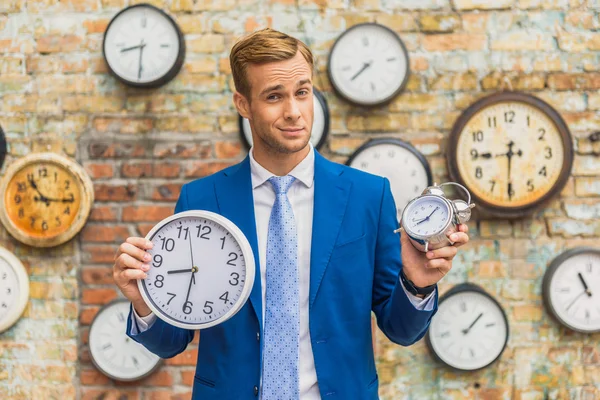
[397,182,475,252]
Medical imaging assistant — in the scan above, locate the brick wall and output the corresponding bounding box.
[1,0,600,399]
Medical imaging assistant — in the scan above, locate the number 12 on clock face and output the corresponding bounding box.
[138,211,255,330]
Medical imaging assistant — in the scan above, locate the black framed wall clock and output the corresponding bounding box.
[89,299,162,381]
[0,125,6,172]
[102,3,186,88]
[346,138,432,219]
[425,283,509,371]
[542,247,600,333]
[327,22,410,107]
[238,88,330,151]
[447,91,573,218]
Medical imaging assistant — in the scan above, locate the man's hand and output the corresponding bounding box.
[400,224,470,288]
[113,237,154,317]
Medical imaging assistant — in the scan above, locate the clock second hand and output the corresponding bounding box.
[182,230,198,313]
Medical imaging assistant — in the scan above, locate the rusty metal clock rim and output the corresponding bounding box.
[542,247,600,334]
[0,152,94,248]
[447,91,574,219]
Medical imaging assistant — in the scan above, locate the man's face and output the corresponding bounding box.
[240,51,313,155]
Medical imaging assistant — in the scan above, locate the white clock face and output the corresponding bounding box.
[403,196,450,237]
[348,142,430,218]
[241,91,328,149]
[544,250,600,333]
[103,5,183,86]
[0,247,29,333]
[328,23,409,105]
[428,287,509,371]
[139,211,255,329]
[89,300,161,381]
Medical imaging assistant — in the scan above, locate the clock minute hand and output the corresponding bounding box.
[578,272,592,297]
[120,43,145,52]
[28,177,51,205]
[462,312,483,335]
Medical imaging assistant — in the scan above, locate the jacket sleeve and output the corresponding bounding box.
[126,183,196,358]
[371,178,438,346]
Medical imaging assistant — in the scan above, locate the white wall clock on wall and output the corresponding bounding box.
[89,299,162,381]
[0,246,29,333]
[103,3,185,88]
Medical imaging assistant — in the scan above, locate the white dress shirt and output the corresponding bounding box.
[131,143,435,399]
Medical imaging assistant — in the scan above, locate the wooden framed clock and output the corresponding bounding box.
[0,153,94,247]
[0,124,6,172]
[447,91,573,218]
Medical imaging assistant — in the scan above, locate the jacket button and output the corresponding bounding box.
[253,386,259,396]
[256,332,260,341]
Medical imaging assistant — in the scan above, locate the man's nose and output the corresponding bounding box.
[283,98,301,121]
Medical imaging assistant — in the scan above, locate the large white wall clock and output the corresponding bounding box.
[103,3,185,88]
[238,88,330,151]
[346,138,432,219]
[542,247,600,333]
[0,246,29,333]
[426,283,509,371]
[327,23,410,107]
[138,210,255,330]
[89,299,162,381]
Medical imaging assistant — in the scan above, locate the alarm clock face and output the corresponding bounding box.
[403,195,451,238]
[0,246,29,333]
[347,139,432,218]
[328,23,409,106]
[89,300,161,381]
[138,210,255,330]
[103,4,185,88]
[239,88,330,150]
[426,284,509,371]
[448,92,573,217]
[543,248,600,333]
[0,153,94,248]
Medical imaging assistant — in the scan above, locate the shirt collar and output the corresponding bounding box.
[249,142,315,190]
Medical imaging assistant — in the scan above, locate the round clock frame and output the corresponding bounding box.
[346,138,433,217]
[542,247,600,334]
[425,283,510,372]
[138,210,256,330]
[0,125,6,173]
[0,152,94,248]
[0,246,29,333]
[447,91,574,218]
[238,88,330,151]
[327,22,410,107]
[102,3,186,88]
[89,299,162,381]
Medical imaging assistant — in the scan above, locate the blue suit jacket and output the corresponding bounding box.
[127,150,437,399]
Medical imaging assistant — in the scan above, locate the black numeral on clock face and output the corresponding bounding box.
[154,275,164,288]
[227,252,238,266]
[504,111,515,123]
[160,237,175,252]
[196,225,211,240]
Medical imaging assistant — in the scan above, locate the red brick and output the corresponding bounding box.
[94,183,138,202]
[80,368,111,385]
[215,141,242,159]
[81,266,114,285]
[122,206,173,222]
[81,225,130,243]
[141,370,173,387]
[81,327,89,344]
[165,348,198,366]
[83,19,110,34]
[79,306,100,325]
[153,142,212,159]
[185,161,233,178]
[121,162,152,178]
[548,73,600,90]
[144,392,192,400]
[82,288,118,305]
[37,35,83,53]
[153,162,181,178]
[88,142,146,158]
[85,245,118,264]
[81,389,139,400]
[137,224,155,237]
[181,370,195,386]
[89,206,118,222]
[85,163,114,179]
[151,183,183,201]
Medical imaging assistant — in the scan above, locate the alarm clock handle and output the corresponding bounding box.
[439,182,476,224]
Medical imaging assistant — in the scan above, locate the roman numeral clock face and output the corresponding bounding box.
[138,211,255,330]
[448,93,573,217]
[103,4,185,88]
[426,284,509,371]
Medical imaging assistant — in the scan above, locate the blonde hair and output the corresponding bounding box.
[230,28,314,100]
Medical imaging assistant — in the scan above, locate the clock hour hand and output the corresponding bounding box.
[28,176,51,205]
[120,43,146,52]
[414,206,439,225]
[350,61,372,81]
[167,269,192,275]
[578,272,592,297]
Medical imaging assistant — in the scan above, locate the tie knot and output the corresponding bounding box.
[268,175,296,194]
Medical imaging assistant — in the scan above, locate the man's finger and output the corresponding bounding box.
[426,258,451,273]
[126,236,154,250]
[118,242,152,264]
[426,246,458,260]
[448,232,469,246]
[118,253,150,272]
[458,224,469,233]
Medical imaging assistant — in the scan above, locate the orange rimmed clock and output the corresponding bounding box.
[0,153,94,247]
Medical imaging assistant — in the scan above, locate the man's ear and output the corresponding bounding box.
[233,92,251,120]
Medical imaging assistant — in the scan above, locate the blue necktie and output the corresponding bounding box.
[262,175,299,399]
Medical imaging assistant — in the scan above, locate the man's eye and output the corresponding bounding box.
[298,90,309,96]
[267,94,280,100]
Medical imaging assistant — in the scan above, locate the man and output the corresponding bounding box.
[113,28,469,399]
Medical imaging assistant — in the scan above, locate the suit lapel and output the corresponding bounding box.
[214,157,263,329]
[309,151,351,308]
